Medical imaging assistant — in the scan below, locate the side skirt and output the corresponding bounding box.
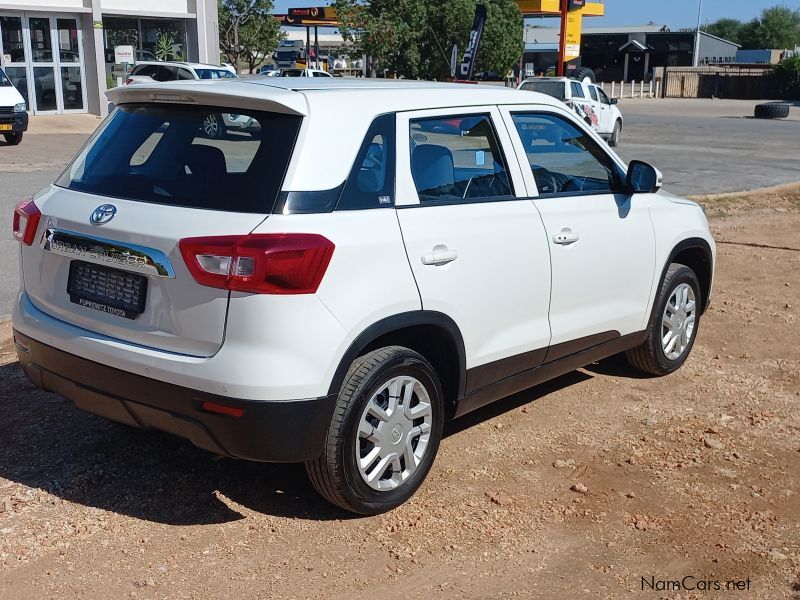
[454,330,647,418]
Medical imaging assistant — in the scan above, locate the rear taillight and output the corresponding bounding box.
[12,200,41,246]
[179,234,335,295]
[125,78,134,85]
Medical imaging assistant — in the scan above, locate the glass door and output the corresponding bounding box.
[55,17,86,112]
[27,15,57,113]
[0,15,30,109]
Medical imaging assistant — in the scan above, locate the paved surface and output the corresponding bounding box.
[616,99,800,196]
[1,100,799,317]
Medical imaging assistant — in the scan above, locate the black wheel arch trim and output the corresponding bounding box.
[651,237,713,324]
[326,311,467,400]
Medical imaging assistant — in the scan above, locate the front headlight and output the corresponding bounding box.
[13,102,26,113]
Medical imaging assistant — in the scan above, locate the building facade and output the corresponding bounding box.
[0,0,217,116]
[523,25,740,82]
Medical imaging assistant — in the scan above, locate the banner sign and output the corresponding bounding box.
[564,9,583,59]
[459,4,487,80]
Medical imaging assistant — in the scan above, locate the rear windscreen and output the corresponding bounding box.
[520,81,566,101]
[55,104,301,213]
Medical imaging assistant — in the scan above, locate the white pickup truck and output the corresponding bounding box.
[519,77,623,147]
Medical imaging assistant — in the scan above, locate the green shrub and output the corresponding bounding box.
[773,55,800,99]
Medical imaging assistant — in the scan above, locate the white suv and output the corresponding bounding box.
[519,77,623,146]
[12,79,714,514]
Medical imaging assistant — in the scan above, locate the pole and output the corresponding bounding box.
[557,0,568,76]
[693,0,703,67]
[306,26,310,69]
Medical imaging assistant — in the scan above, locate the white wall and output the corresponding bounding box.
[99,0,191,15]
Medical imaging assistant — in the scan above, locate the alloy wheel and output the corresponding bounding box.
[355,376,433,491]
[661,282,696,360]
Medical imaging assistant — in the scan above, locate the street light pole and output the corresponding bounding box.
[693,0,703,67]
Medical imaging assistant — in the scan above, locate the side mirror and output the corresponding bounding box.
[609,97,618,105]
[626,160,662,194]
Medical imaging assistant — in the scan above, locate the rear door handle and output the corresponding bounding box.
[421,244,458,266]
[553,228,579,245]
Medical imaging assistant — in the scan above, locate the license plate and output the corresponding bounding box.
[0,124,11,131]
[67,260,147,319]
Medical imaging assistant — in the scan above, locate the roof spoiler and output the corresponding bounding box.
[106,81,308,116]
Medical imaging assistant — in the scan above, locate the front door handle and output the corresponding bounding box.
[421,244,458,266]
[553,227,580,245]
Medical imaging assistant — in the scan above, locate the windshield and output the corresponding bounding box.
[276,50,300,61]
[520,80,566,101]
[195,69,236,79]
[0,68,11,87]
[55,104,302,213]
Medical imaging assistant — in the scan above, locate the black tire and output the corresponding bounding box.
[306,346,444,515]
[608,120,621,147]
[754,102,790,119]
[3,132,22,146]
[201,113,225,139]
[626,263,702,376]
[571,67,596,83]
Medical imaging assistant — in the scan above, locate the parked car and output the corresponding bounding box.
[278,68,332,78]
[0,67,27,145]
[258,64,278,75]
[519,76,623,146]
[125,61,237,85]
[125,62,240,138]
[12,79,715,514]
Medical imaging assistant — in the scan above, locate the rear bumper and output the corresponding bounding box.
[0,111,28,133]
[13,329,337,462]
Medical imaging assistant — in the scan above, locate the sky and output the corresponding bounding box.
[272,0,796,30]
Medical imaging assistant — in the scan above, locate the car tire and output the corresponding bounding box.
[753,102,790,119]
[3,132,22,146]
[571,67,596,83]
[306,346,444,515]
[626,263,702,376]
[609,120,621,147]
[202,113,225,139]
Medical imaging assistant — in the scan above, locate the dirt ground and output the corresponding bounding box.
[1,186,799,599]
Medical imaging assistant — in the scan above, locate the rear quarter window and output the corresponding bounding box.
[56,104,301,214]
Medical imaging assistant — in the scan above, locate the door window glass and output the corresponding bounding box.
[409,114,513,203]
[28,17,53,62]
[61,66,83,110]
[56,19,80,63]
[511,112,623,196]
[596,87,611,104]
[570,81,585,98]
[33,66,56,111]
[1,16,25,62]
[588,86,598,101]
[177,68,194,80]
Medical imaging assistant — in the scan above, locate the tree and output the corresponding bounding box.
[773,54,800,99]
[704,6,800,49]
[334,0,523,81]
[738,5,800,49]
[704,18,744,44]
[219,0,284,73]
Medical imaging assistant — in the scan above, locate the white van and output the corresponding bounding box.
[0,67,28,146]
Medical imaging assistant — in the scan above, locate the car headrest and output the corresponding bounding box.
[412,144,455,195]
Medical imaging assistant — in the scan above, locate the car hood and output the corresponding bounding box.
[0,84,25,107]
